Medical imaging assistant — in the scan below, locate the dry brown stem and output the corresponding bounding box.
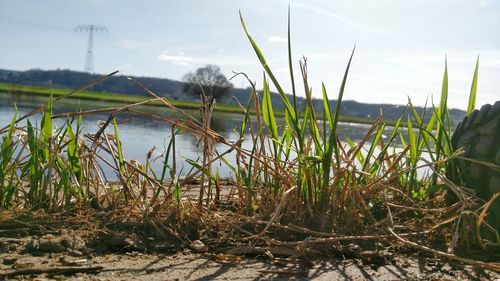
[388,227,500,272]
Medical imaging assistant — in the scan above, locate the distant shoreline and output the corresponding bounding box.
[0,82,381,125]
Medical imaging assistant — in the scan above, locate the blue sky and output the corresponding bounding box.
[1,0,499,109]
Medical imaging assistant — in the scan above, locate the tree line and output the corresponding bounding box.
[0,66,466,124]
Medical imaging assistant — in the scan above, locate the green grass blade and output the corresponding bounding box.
[186,158,203,170]
[322,83,333,130]
[439,58,449,118]
[221,156,237,175]
[0,110,18,207]
[321,46,355,194]
[399,132,407,148]
[325,46,356,167]
[240,11,297,124]
[160,131,176,185]
[287,6,297,113]
[370,108,406,178]
[434,59,448,177]
[467,56,479,115]
[239,88,254,138]
[262,78,279,140]
[40,98,53,161]
[345,136,364,164]
[407,116,417,162]
[66,122,82,183]
[361,121,386,173]
[113,117,125,173]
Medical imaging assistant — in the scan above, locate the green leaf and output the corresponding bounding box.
[345,137,364,164]
[221,156,237,175]
[262,78,278,140]
[66,122,82,182]
[324,46,356,169]
[113,117,124,173]
[362,121,386,173]
[41,98,52,141]
[40,97,53,161]
[287,6,297,113]
[186,158,203,170]
[240,11,297,124]
[160,130,177,185]
[407,116,417,162]
[322,83,333,130]
[467,56,479,115]
[434,59,448,169]
[239,88,254,138]
[321,46,355,193]
[439,58,448,125]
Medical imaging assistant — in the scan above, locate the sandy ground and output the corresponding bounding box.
[1,237,498,281]
[0,205,498,280]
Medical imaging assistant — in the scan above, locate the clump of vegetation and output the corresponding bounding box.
[0,10,498,272]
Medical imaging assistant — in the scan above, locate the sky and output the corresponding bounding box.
[0,0,499,109]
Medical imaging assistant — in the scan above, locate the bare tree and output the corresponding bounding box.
[182,65,233,101]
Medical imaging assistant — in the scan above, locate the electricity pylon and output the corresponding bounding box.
[75,25,108,73]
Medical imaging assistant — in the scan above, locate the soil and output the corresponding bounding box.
[1,234,498,280]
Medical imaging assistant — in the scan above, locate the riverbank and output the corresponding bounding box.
[0,82,380,125]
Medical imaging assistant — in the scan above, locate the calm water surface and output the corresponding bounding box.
[0,92,404,179]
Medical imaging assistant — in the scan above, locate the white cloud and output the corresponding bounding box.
[158,51,258,67]
[157,53,193,66]
[268,36,287,43]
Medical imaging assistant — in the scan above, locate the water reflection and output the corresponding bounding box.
[0,92,407,180]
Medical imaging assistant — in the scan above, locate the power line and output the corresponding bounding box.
[0,14,70,32]
[75,25,108,73]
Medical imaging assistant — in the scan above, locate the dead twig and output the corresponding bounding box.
[227,245,300,257]
[0,266,104,278]
[260,269,308,276]
[388,227,500,272]
[268,231,430,247]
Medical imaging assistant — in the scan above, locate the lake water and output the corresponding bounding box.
[0,92,404,180]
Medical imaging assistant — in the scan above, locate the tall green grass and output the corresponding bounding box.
[233,10,485,233]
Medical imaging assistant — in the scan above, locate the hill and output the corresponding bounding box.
[0,68,466,124]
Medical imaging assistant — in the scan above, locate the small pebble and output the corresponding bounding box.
[67,249,84,256]
[189,240,208,252]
